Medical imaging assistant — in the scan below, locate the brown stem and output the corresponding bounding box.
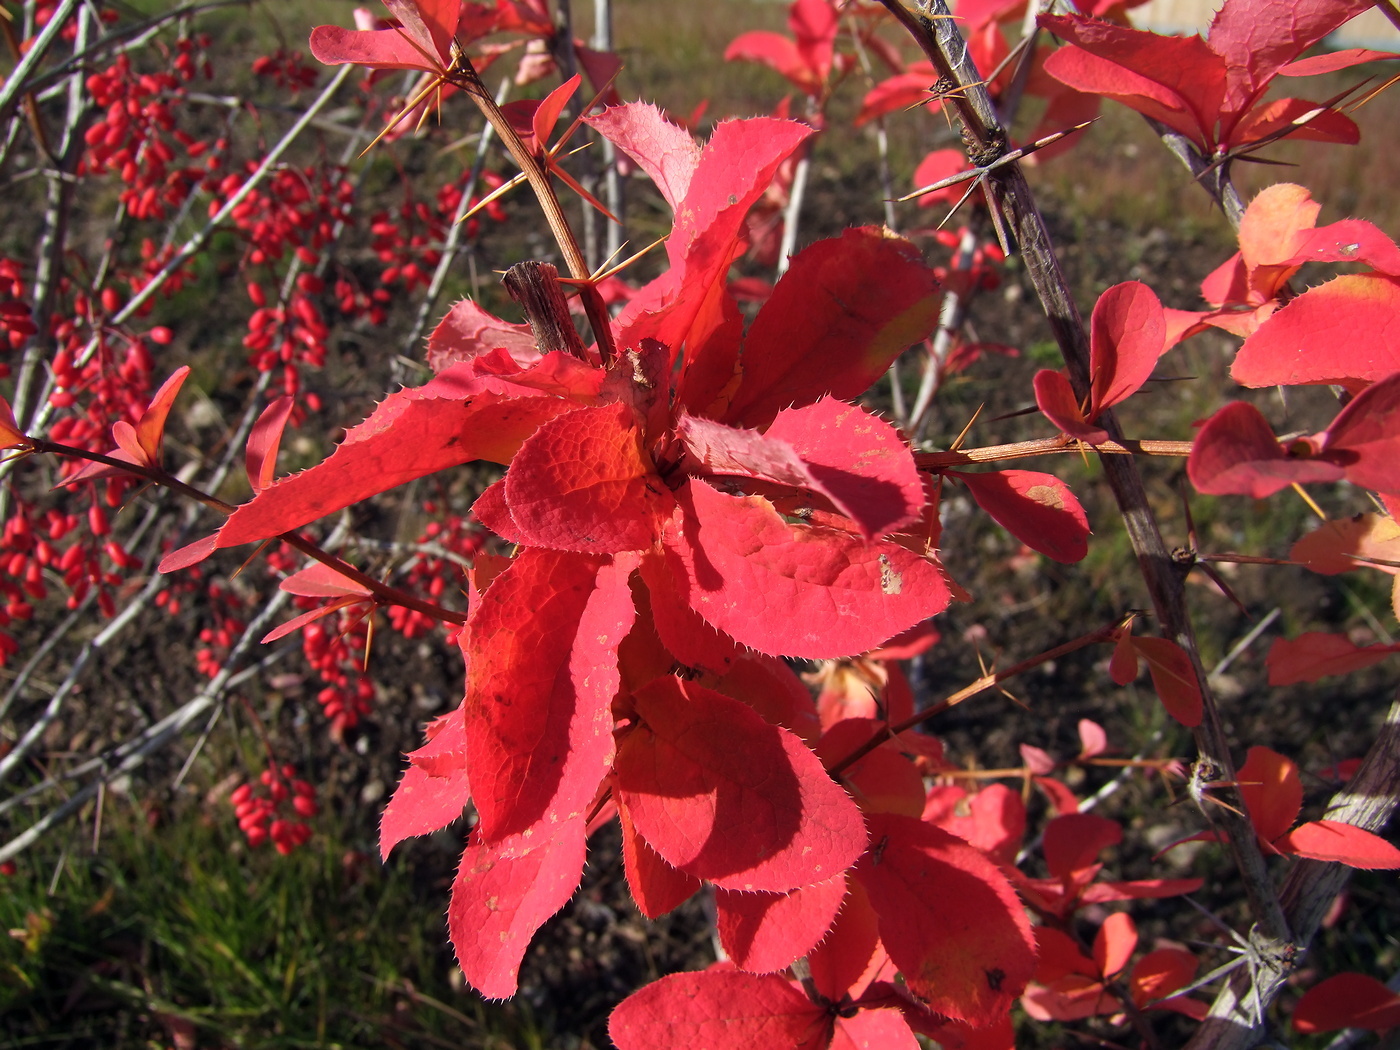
[446,60,616,364]
[915,436,1192,469]
[882,0,1291,985]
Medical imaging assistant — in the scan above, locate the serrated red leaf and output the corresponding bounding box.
[1092,912,1137,980]
[1034,927,1098,984]
[505,403,671,553]
[637,550,744,674]
[218,366,598,547]
[663,478,952,659]
[1080,877,1204,904]
[1237,745,1302,844]
[1279,820,1400,868]
[614,676,866,892]
[448,820,586,1000]
[769,399,923,535]
[830,1008,920,1050]
[711,653,823,744]
[462,550,636,841]
[470,479,525,545]
[923,783,1027,866]
[1188,401,1343,498]
[426,299,539,373]
[956,469,1089,563]
[721,228,939,428]
[716,876,846,973]
[246,397,294,493]
[725,30,810,92]
[1267,632,1400,685]
[380,706,471,858]
[1234,275,1400,388]
[1131,636,1203,727]
[619,802,701,919]
[855,813,1035,1026]
[609,970,827,1050]
[809,875,887,1002]
[818,719,926,818]
[1294,973,1400,1033]
[583,102,701,211]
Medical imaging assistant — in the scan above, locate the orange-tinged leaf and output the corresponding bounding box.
[1279,820,1400,869]
[0,396,24,448]
[715,875,846,973]
[663,478,952,659]
[614,676,866,892]
[505,403,671,553]
[462,550,636,841]
[1267,632,1400,685]
[855,812,1036,1026]
[1237,745,1302,844]
[1093,912,1137,980]
[1291,514,1400,576]
[1238,183,1320,274]
[1234,274,1400,388]
[1294,973,1400,1033]
[1129,948,1199,1009]
[448,820,586,1000]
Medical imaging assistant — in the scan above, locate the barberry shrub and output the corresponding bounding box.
[2,0,1400,1046]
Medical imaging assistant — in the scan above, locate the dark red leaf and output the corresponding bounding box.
[1131,636,1204,727]
[462,550,636,841]
[619,803,701,919]
[716,876,846,973]
[1294,972,1400,1033]
[1267,632,1400,685]
[856,813,1036,1026]
[1044,813,1122,879]
[614,676,866,891]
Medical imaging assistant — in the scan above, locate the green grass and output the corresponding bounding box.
[0,804,538,1049]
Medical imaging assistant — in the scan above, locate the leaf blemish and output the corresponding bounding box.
[879,554,902,595]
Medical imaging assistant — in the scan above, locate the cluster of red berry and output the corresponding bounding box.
[229,765,318,853]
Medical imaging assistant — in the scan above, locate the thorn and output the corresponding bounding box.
[948,404,984,452]
[1290,482,1327,521]
[459,170,528,224]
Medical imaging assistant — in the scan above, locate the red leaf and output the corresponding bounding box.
[619,803,701,919]
[584,102,701,212]
[818,719,927,818]
[448,820,586,1000]
[716,876,846,973]
[1233,275,1400,388]
[470,479,526,545]
[380,707,471,857]
[637,551,744,674]
[1092,912,1137,980]
[1078,719,1108,759]
[663,478,952,659]
[1267,632,1400,685]
[462,550,636,841]
[1034,927,1097,984]
[1321,373,1400,493]
[1237,745,1302,844]
[1089,282,1164,414]
[1131,636,1203,727]
[1294,973,1400,1033]
[1129,947,1199,1009]
[764,399,925,538]
[956,469,1090,564]
[246,397,294,493]
[614,676,866,892]
[609,971,827,1050]
[218,365,598,547]
[505,403,672,553]
[725,31,812,93]
[809,875,887,1002]
[855,813,1036,1026]
[1032,369,1103,444]
[1290,513,1400,576]
[721,228,940,428]
[311,0,461,72]
[1044,813,1121,879]
[1279,820,1400,869]
[1188,401,1342,498]
[426,299,539,373]
[857,66,939,128]
[923,783,1026,867]
[830,1008,920,1050]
